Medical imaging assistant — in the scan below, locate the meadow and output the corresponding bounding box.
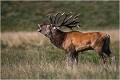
[1,1,119,79]
[1,29,119,79]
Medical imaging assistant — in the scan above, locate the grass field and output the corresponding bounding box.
[1,29,119,79]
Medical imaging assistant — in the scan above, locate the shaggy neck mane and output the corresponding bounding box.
[49,30,66,49]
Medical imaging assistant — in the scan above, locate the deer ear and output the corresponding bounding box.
[38,24,41,27]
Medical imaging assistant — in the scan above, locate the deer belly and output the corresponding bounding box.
[75,39,93,52]
[75,44,92,51]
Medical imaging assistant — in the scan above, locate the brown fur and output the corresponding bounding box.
[62,31,109,52]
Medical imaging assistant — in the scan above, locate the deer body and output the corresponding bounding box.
[62,31,109,52]
[37,12,115,67]
[49,30,110,53]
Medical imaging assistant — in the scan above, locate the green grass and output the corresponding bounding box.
[1,1,119,32]
[1,43,119,79]
[1,31,119,79]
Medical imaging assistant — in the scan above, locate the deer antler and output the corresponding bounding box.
[47,12,82,30]
[47,13,54,24]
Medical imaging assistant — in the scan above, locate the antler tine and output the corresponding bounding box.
[67,14,80,25]
[64,18,79,26]
[50,13,55,24]
[46,14,50,21]
[47,13,54,24]
[60,12,72,26]
[64,21,79,28]
[64,14,79,24]
[63,13,73,24]
[74,14,80,19]
[47,14,52,23]
[56,12,65,24]
[53,12,60,24]
[57,12,80,30]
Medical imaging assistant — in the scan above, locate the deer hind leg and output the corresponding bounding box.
[95,47,106,64]
[99,53,106,64]
[103,37,116,64]
[103,46,116,63]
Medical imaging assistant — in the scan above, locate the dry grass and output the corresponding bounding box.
[1,61,118,79]
[1,29,119,47]
[1,31,49,47]
[1,29,119,79]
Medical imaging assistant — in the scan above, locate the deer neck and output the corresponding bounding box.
[49,30,66,49]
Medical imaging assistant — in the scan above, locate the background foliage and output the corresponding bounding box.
[1,1,119,32]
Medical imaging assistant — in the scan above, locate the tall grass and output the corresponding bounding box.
[1,29,119,79]
[1,29,119,47]
[1,32,49,47]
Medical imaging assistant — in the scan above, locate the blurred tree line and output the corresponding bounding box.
[1,1,119,32]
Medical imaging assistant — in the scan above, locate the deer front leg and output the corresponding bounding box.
[66,52,74,68]
[73,52,78,67]
[66,44,77,68]
[66,51,78,69]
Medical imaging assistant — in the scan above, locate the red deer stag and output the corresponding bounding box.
[37,12,115,67]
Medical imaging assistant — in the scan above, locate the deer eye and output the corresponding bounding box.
[53,27,56,29]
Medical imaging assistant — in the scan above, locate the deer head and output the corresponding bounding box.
[37,12,81,37]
